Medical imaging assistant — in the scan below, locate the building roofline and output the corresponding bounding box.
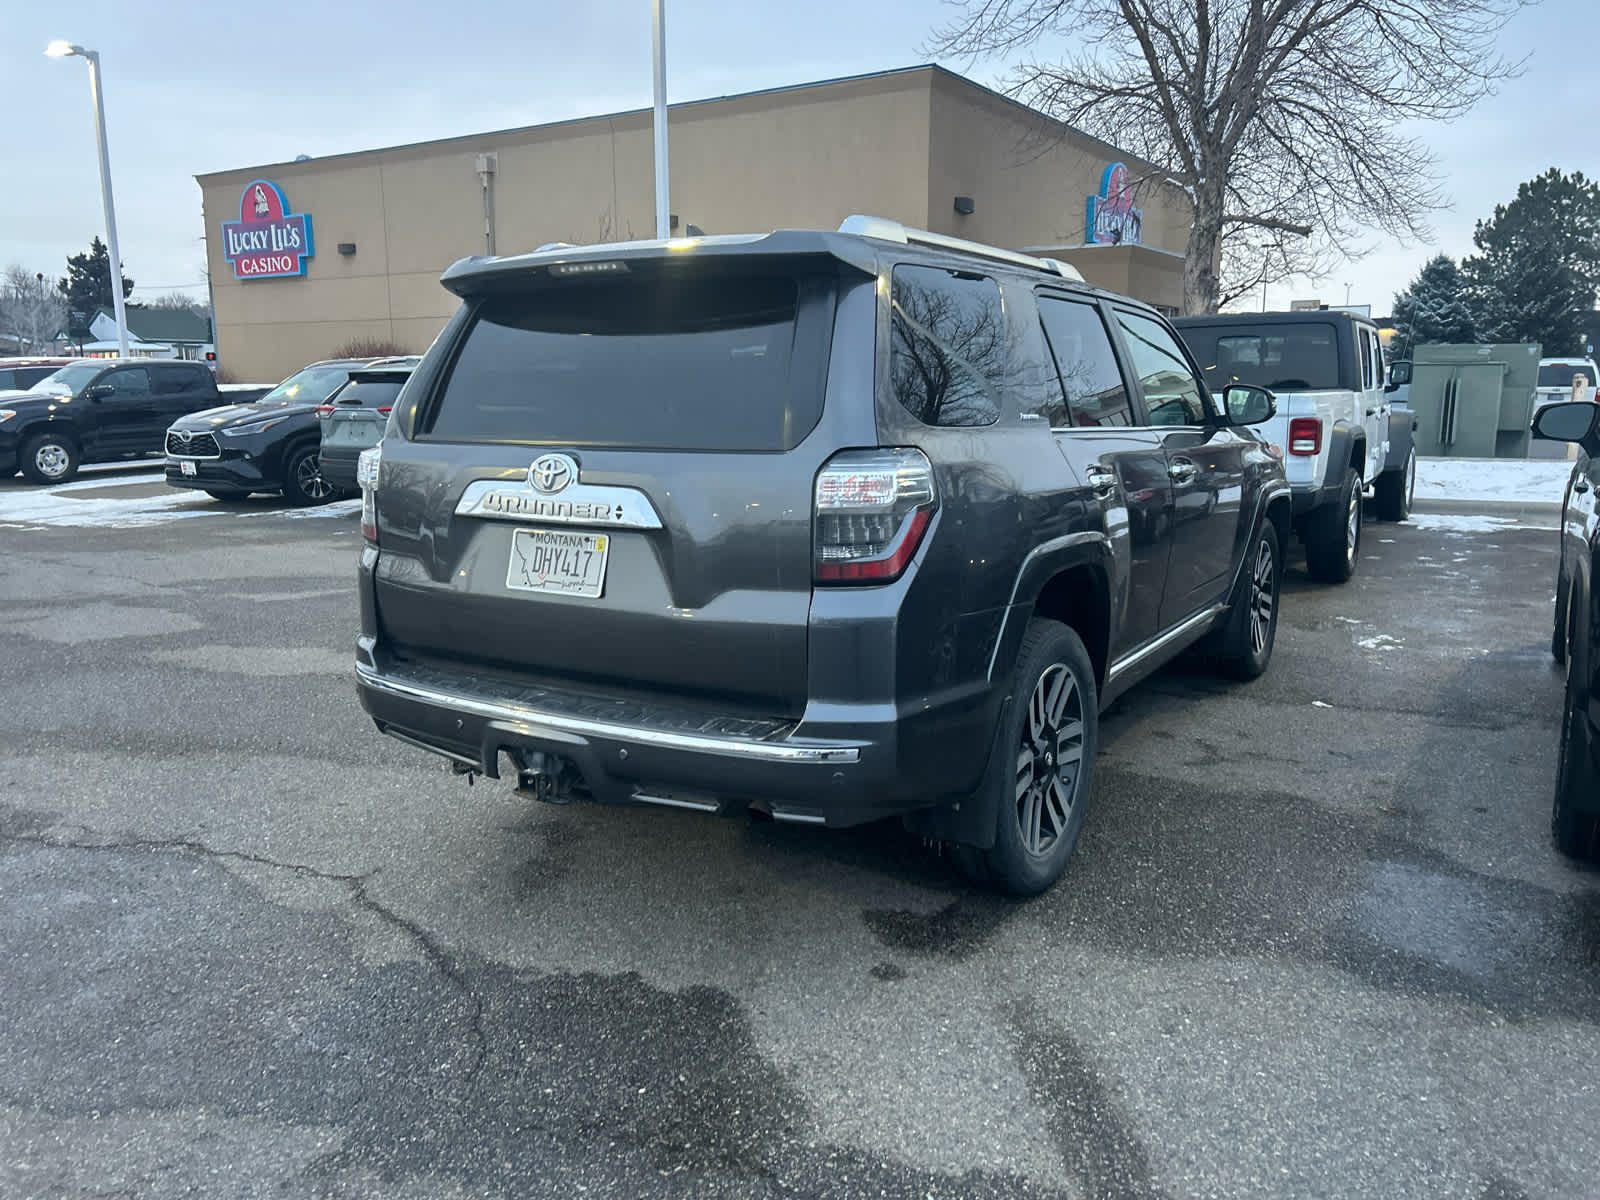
[195,63,1178,188]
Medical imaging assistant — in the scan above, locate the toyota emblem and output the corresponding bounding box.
[528,453,578,494]
[179,430,193,444]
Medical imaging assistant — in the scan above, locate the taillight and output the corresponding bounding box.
[1288,417,1322,455]
[357,445,381,544]
[376,406,393,414]
[814,448,936,584]
[314,405,335,418]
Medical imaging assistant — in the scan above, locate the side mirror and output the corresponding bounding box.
[86,384,115,400]
[1223,384,1275,426]
[1531,400,1600,445]
[1386,360,1412,390]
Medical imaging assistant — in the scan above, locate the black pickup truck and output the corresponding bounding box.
[0,358,269,485]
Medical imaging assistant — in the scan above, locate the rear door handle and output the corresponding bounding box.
[1168,459,1197,484]
[1085,465,1118,498]
[1576,478,1593,494]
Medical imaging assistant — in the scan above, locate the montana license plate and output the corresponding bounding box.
[506,528,609,598]
[180,460,197,476]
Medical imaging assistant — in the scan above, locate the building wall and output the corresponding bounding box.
[200,72,935,382]
[922,71,1190,257]
[201,67,1188,382]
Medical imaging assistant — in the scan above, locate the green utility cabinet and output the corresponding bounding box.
[1408,343,1542,458]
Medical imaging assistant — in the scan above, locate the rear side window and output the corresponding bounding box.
[425,272,828,451]
[890,265,1003,427]
[1186,324,1341,393]
[153,364,198,392]
[1114,310,1209,425]
[1036,296,1132,428]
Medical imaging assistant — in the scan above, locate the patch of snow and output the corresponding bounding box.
[280,499,361,519]
[1356,633,1402,652]
[1312,700,1333,708]
[1403,513,1547,534]
[0,481,219,528]
[1415,457,1573,504]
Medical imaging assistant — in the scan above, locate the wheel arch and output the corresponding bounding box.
[18,418,82,451]
[985,534,1115,692]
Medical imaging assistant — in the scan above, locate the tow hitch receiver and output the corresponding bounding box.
[513,751,578,805]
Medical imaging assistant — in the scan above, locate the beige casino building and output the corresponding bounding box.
[198,66,1194,383]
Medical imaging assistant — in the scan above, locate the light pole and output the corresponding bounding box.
[651,0,669,240]
[46,40,130,359]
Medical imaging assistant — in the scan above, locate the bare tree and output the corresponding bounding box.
[0,265,68,354]
[931,0,1527,313]
[144,292,208,314]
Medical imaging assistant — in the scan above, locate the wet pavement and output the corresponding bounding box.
[0,481,1595,1198]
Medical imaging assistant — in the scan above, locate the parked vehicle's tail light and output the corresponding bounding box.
[357,445,382,544]
[314,405,335,418]
[814,448,936,584]
[377,406,393,414]
[1288,417,1322,456]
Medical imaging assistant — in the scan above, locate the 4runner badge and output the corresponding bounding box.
[528,454,578,494]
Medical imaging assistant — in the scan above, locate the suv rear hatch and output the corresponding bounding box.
[371,254,864,719]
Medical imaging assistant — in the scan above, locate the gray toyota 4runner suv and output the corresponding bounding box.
[353,216,1291,895]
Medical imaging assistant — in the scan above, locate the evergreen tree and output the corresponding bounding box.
[1462,169,1600,355]
[1390,255,1476,354]
[56,237,134,337]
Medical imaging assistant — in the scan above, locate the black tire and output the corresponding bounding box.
[1211,520,1281,680]
[1553,602,1600,862]
[1553,569,1569,665]
[18,431,80,485]
[957,620,1098,897]
[203,489,250,502]
[1304,467,1362,583]
[1373,448,1415,522]
[281,443,336,507]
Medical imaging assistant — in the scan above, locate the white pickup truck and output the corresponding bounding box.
[1175,311,1415,583]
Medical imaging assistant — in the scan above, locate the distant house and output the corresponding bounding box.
[83,306,214,360]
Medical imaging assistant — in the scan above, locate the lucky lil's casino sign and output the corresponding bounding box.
[221,180,313,280]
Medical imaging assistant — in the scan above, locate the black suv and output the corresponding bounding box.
[352,218,1290,894]
[0,358,253,484]
[1533,401,1600,862]
[164,356,416,504]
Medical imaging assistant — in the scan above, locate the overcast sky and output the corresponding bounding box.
[2,0,1592,317]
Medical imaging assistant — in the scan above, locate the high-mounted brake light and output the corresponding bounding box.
[1288,417,1322,456]
[314,405,335,418]
[814,448,936,584]
[548,260,629,278]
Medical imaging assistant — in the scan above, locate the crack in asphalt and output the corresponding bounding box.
[0,827,490,1088]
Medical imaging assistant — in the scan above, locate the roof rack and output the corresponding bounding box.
[837,215,1085,283]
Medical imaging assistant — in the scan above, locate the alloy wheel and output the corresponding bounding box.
[1345,483,1360,560]
[1249,535,1276,655]
[1014,663,1085,856]
[296,454,334,501]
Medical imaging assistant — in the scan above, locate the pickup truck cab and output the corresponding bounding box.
[0,358,268,485]
[1174,311,1414,582]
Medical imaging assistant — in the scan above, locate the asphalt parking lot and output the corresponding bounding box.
[1,467,1596,1200]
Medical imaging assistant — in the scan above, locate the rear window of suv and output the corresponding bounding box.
[1538,362,1598,388]
[423,272,831,451]
[1184,324,1341,392]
